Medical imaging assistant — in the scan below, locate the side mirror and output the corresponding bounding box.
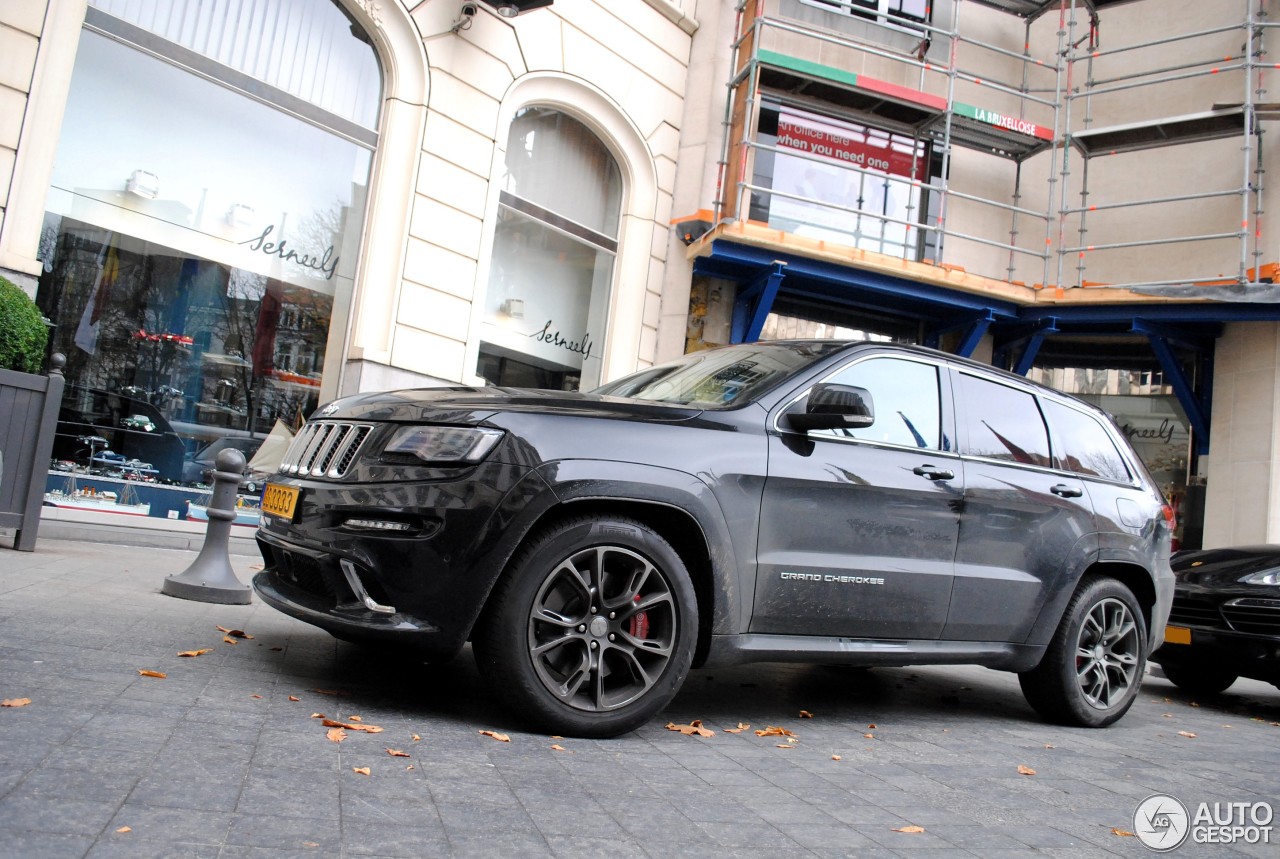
[786,383,875,432]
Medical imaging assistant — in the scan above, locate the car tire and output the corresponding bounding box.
[474,515,698,738]
[1158,660,1238,696]
[1019,575,1147,728]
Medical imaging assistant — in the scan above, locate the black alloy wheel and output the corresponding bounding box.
[1020,575,1148,728]
[475,516,697,738]
[1158,660,1239,696]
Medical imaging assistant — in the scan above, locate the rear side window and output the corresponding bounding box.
[956,373,1051,466]
[1042,399,1132,483]
[820,357,943,450]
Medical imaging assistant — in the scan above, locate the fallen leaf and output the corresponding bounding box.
[1190,702,1200,708]
[754,726,795,738]
[216,626,253,639]
[310,713,325,719]
[867,723,877,729]
[665,720,715,737]
[386,748,410,758]
[1044,744,1055,749]
[288,696,300,702]
[326,727,348,743]
[1,698,32,708]
[864,733,875,739]
[250,694,262,699]
[1178,731,1197,738]
[1112,827,1136,837]
[831,754,842,761]
[1017,765,1036,776]
[892,825,925,833]
[1162,713,1174,718]
[302,842,319,848]
[137,669,166,678]
[348,715,363,722]
[799,710,814,718]
[311,689,342,696]
[725,723,750,734]
[412,734,421,742]
[776,744,795,749]
[321,718,383,734]
[479,730,511,742]
[177,649,212,658]
[550,744,570,752]
[223,637,237,645]
[406,765,414,771]
[352,766,370,776]
[115,825,132,833]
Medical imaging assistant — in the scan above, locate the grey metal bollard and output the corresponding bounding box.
[162,448,252,604]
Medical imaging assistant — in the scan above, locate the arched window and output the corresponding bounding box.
[478,108,622,390]
[35,0,379,489]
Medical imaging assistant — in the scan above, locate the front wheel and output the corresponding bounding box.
[1157,660,1238,696]
[474,516,698,738]
[1019,576,1148,728]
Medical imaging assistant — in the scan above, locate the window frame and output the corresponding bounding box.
[775,352,956,455]
[953,371,1054,469]
[798,0,932,30]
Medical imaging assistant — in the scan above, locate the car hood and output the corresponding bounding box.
[1172,545,1280,590]
[312,386,705,425]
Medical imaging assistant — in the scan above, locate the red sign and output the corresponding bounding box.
[777,116,926,181]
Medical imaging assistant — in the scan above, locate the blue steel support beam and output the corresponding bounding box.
[731,262,786,343]
[1012,318,1058,376]
[954,315,992,358]
[923,310,994,353]
[1146,335,1211,455]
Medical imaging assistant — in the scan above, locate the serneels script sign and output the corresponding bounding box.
[530,320,593,360]
[240,224,340,280]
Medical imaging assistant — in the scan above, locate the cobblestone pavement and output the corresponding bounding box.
[1,537,1277,858]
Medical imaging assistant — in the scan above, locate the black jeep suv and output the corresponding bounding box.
[252,340,1174,737]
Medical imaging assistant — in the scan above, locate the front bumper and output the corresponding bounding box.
[250,459,547,656]
[1152,626,1280,684]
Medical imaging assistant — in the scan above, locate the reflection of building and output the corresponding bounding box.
[1,0,1280,549]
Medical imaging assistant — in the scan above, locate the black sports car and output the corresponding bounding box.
[1152,545,1280,695]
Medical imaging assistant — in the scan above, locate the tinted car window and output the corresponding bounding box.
[820,357,942,449]
[1042,399,1132,482]
[957,373,1050,466]
[592,341,847,407]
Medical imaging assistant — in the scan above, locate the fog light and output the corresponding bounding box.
[344,518,415,532]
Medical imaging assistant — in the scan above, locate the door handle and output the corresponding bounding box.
[912,465,955,481]
[1051,483,1083,498]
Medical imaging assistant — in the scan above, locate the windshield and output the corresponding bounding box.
[591,341,848,407]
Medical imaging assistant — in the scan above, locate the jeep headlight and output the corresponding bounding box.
[383,426,504,464]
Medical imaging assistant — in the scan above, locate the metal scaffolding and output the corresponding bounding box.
[714,0,1271,296]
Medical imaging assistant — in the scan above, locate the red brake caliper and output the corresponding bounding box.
[627,592,649,639]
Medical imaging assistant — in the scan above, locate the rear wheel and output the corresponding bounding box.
[474,516,697,738]
[1158,660,1238,696]
[1019,576,1147,728]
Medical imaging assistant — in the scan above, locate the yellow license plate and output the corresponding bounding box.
[1164,625,1192,645]
[261,483,301,521]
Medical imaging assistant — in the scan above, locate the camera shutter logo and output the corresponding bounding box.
[1134,794,1190,851]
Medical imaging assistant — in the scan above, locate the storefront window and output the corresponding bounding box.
[478,108,622,391]
[751,101,936,260]
[35,0,377,527]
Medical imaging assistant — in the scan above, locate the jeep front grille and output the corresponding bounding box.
[280,421,373,479]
